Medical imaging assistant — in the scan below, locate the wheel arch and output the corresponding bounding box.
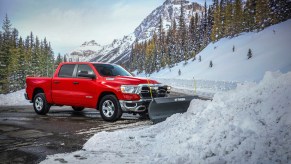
[32,88,45,101]
[97,91,118,110]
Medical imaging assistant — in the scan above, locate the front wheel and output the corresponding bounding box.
[33,93,51,115]
[99,95,122,122]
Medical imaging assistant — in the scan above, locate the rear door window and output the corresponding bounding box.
[58,64,76,77]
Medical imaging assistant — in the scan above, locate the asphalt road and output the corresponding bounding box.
[0,106,151,164]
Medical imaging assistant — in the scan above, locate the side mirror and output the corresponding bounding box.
[78,73,96,79]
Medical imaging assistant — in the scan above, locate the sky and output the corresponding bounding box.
[0,0,210,56]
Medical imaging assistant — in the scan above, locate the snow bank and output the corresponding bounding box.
[154,77,238,98]
[41,71,291,164]
[0,89,30,106]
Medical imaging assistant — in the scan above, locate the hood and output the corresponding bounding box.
[103,76,159,85]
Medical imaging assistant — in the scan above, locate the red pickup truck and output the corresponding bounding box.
[25,62,170,121]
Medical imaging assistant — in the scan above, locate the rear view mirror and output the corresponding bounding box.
[78,73,96,79]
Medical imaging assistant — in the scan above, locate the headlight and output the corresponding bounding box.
[167,86,171,90]
[120,85,138,94]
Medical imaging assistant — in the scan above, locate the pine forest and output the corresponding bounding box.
[0,15,63,94]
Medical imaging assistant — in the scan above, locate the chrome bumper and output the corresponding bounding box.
[119,99,152,112]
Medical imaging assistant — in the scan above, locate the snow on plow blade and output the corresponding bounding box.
[149,96,198,124]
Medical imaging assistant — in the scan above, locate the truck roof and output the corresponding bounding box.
[60,62,114,65]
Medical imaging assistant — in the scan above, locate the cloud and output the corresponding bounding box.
[1,0,162,54]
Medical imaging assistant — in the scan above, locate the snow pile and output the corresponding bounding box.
[139,19,291,82]
[0,89,30,106]
[41,71,291,164]
[155,77,238,98]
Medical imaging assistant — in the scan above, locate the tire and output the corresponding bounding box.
[99,94,122,122]
[33,93,51,115]
[72,106,85,111]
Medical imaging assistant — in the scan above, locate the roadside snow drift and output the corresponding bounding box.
[0,89,30,106]
[42,71,291,164]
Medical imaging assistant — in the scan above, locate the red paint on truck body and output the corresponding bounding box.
[25,62,158,109]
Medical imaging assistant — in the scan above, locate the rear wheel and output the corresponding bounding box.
[72,106,84,111]
[99,95,122,122]
[33,93,51,115]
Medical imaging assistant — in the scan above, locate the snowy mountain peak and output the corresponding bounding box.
[67,0,203,64]
[134,0,203,41]
[81,40,101,47]
[163,0,189,5]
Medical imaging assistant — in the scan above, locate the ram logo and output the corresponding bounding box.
[174,98,186,102]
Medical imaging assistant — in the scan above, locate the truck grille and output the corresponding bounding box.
[139,86,167,99]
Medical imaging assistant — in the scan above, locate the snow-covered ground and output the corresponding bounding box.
[0,89,30,106]
[41,71,291,163]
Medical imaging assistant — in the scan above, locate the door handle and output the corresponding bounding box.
[54,81,60,84]
[73,82,79,85]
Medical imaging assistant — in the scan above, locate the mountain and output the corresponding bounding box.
[66,0,204,65]
[69,40,102,62]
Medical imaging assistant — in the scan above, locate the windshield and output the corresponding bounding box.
[93,64,132,77]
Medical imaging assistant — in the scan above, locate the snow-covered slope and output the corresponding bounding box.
[41,71,291,164]
[146,19,291,82]
[67,0,203,65]
[89,34,136,64]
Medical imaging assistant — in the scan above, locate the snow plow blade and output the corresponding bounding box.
[148,96,198,124]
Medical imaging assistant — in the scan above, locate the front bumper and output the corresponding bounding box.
[119,83,170,113]
[119,99,152,113]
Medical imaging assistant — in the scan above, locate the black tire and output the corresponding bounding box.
[72,106,85,111]
[33,93,51,115]
[99,94,122,122]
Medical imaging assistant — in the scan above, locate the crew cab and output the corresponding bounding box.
[25,62,170,121]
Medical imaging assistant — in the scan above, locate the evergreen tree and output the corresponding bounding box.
[256,0,271,29]
[244,0,256,31]
[55,53,63,70]
[0,14,12,93]
[209,60,213,67]
[189,15,196,52]
[17,37,26,89]
[178,0,189,62]
[11,28,19,48]
[233,0,243,34]
[247,48,252,59]
[219,0,226,37]
[64,55,67,62]
[224,0,234,36]
[211,0,221,41]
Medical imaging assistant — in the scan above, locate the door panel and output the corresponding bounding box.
[73,64,99,108]
[52,64,77,105]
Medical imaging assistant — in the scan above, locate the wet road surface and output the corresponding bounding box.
[0,106,151,164]
[0,91,190,163]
